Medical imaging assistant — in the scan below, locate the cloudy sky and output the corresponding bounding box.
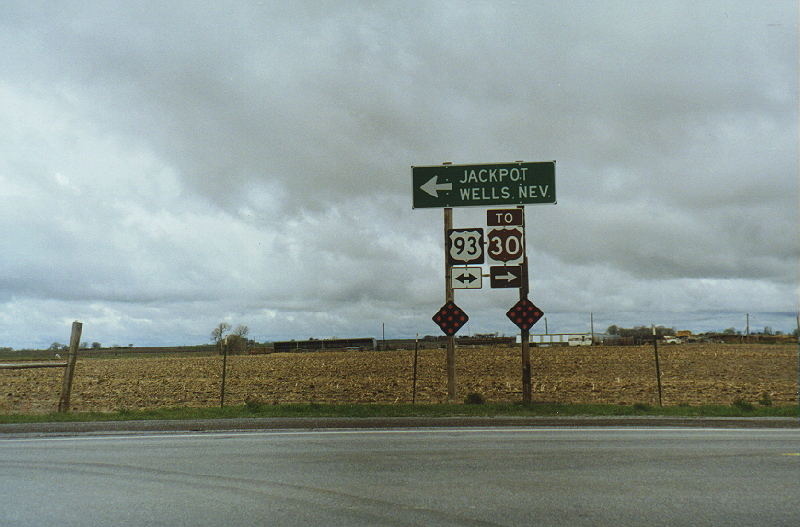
[1,1,797,349]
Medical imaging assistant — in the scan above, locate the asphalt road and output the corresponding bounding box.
[2,427,798,526]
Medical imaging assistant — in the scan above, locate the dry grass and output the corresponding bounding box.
[2,343,796,413]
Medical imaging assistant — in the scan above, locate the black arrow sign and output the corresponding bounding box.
[451,267,482,289]
[456,273,477,284]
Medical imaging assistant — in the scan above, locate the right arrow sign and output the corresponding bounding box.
[490,265,522,288]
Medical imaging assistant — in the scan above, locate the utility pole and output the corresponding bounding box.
[746,313,750,343]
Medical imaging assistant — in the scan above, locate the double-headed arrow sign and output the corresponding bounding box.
[451,267,482,289]
[412,161,556,209]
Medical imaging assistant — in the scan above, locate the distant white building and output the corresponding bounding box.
[516,333,594,346]
[567,335,592,346]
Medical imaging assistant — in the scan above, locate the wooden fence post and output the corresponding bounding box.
[58,321,82,413]
[412,334,419,404]
[220,338,229,407]
[652,324,663,407]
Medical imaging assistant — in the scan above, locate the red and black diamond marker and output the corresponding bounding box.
[506,298,543,331]
[432,301,469,336]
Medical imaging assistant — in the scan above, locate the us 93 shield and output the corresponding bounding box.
[447,228,484,266]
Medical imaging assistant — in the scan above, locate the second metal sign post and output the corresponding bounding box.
[493,206,534,403]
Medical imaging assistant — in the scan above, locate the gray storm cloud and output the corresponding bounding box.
[0,1,796,348]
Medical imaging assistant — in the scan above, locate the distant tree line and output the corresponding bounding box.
[724,326,790,336]
[607,325,799,338]
[47,341,108,350]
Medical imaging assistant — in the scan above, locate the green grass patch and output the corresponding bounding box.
[1,402,798,425]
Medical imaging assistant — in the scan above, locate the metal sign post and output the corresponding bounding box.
[493,206,542,404]
[444,207,456,401]
[519,207,532,404]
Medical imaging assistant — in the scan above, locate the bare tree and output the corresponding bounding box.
[233,325,249,338]
[211,322,231,347]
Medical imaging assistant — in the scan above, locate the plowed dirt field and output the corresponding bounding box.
[2,344,797,413]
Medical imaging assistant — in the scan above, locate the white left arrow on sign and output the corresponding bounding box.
[420,175,453,198]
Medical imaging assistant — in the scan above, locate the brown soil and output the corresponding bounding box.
[1,344,797,413]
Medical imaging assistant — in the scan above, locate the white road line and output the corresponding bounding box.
[1,427,796,444]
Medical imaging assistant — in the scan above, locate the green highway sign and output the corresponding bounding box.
[412,161,556,209]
